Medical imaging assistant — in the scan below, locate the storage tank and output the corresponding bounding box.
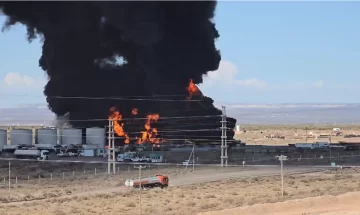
[36,128,57,145]
[60,128,82,146]
[86,127,106,148]
[0,129,7,150]
[10,129,32,145]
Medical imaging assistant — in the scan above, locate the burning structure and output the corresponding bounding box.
[0,1,236,145]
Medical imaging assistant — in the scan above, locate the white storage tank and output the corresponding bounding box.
[36,128,57,145]
[86,127,106,148]
[0,129,7,150]
[60,128,82,146]
[10,129,32,145]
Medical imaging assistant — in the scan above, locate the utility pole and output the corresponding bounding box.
[275,155,288,197]
[8,162,10,190]
[107,120,116,175]
[185,141,195,171]
[221,106,228,167]
[329,136,332,161]
[305,127,308,144]
[192,142,195,171]
[134,165,146,215]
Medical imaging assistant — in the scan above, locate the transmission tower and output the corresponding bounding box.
[107,120,116,174]
[221,106,228,167]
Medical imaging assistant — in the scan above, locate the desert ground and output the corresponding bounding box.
[235,124,360,145]
[0,160,360,215]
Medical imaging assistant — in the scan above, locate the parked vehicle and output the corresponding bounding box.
[14,149,49,160]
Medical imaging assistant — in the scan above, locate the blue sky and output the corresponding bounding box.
[0,2,360,108]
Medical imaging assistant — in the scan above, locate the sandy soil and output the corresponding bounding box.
[235,124,360,145]
[200,191,360,215]
[0,163,359,215]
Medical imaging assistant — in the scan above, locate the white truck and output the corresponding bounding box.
[14,149,49,160]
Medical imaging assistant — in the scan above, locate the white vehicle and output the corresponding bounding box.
[182,160,195,166]
[117,152,136,162]
[57,151,79,157]
[57,152,70,157]
[148,154,164,163]
[14,149,49,160]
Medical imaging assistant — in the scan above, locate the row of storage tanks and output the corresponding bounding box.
[0,128,106,149]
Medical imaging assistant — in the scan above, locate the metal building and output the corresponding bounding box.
[36,128,57,145]
[86,127,106,148]
[10,129,32,145]
[0,129,7,150]
[60,128,82,146]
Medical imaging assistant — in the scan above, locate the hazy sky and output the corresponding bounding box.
[0,2,359,108]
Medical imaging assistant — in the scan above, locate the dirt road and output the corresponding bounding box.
[170,166,325,186]
[199,191,360,215]
[1,166,325,207]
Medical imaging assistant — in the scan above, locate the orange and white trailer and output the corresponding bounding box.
[125,174,169,189]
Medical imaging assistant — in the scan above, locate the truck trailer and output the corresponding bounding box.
[124,174,169,189]
[14,149,49,160]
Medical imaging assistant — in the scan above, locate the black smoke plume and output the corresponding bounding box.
[0,1,236,144]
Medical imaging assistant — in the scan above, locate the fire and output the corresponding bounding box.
[109,107,161,145]
[132,108,138,115]
[138,113,160,144]
[186,79,201,100]
[109,107,130,144]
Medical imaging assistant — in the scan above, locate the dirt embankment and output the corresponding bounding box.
[199,191,360,215]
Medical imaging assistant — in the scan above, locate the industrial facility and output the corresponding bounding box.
[0,127,107,157]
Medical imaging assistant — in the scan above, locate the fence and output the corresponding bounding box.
[0,161,190,189]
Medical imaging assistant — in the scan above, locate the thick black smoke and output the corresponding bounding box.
[0,1,236,144]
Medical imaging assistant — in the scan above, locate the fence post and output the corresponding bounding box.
[128,166,130,172]
[95,168,97,176]
[28,175,29,183]
[15,176,17,184]
[117,167,119,173]
[73,171,75,177]
[51,173,52,181]
[84,169,86,175]
[38,175,40,184]
[62,172,64,180]
[3,178,5,185]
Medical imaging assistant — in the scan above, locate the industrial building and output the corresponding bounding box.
[0,127,107,157]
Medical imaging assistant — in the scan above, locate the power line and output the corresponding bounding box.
[43,95,207,102]
[0,93,194,98]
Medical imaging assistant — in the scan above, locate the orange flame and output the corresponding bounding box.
[138,113,160,144]
[186,79,201,100]
[109,107,130,144]
[132,108,138,115]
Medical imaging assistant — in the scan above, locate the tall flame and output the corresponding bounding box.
[186,79,200,100]
[138,113,160,144]
[108,107,130,144]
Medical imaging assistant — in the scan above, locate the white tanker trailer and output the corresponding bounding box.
[124,174,169,189]
[14,149,49,160]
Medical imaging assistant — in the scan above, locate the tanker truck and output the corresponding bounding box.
[14,149,49,160]
[124,174,169,189]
